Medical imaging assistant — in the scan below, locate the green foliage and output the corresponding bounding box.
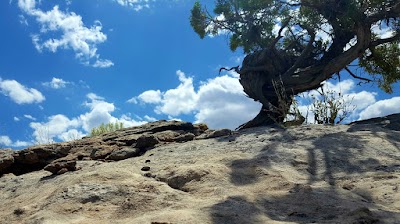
[190,0,400,93]
[264,77,355,126]
[283,85,356,126]
[191,0,289,53]
[190,2,208,39]
[308,88,356,125]
[90,122,124,137]
[359,42,400,93]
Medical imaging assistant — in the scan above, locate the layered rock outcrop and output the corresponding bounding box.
[0,120,231,176]
[0,116,399,223]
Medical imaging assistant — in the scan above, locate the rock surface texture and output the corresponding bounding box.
[0,118,399,223]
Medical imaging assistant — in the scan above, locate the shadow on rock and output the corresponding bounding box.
[210,196,262,224]
[210,185,400,224]
[212,125,400,223]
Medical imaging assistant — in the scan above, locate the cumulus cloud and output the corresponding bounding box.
[11,140,31,147]
[30,114,80,144]
[18,0,113,67]
[156,70,198,116]
[0,78,45,104]
[0,136,12,146]
[80,93,147,132]
[194,75,260,128]
[128,90,162,104]
[80,93,117,132]
[132,70,261,129]
[26,93,146,144]
[42,77,70,89]
[358,97,400,120]
[114,0,150,11]
[18,0,35,12]
[0,135,31,148]
[58,129,85,142]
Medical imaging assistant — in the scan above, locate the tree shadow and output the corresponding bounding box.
[210,186,400,224]
[307,132,381,186]
[210,125,400,223]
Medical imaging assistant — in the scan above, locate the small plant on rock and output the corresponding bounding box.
[90,122,124,137]
[270,80,356,126]
[308,87,356,125]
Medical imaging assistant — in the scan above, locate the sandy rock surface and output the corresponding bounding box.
[0,116,400,224]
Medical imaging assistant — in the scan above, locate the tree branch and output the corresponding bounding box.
[370,32,400,48]
[284,23,373,94]
[367,2,400,24]
[344,67,372,83]
[282,28,316,78]
[219,66,240,75]
[270,18,291,47]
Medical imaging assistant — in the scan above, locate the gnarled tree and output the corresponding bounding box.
[190,0,400,129]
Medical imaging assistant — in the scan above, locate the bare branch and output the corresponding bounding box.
[345,67,372,83]
[271,18,291,47]
[219,66,240,75]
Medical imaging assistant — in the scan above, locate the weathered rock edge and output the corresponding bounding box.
[0,120,232,176]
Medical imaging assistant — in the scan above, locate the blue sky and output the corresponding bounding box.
[1,0,399,149]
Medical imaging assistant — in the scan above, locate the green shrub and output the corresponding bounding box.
[90,122,124,137]
[308,88,356,125]
[277,81,356,126]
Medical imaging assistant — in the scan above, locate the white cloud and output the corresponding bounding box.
[14,117,20,121]
[93,59,114,68]
[0,136,12,146]
[30,114,80,144]
[115,114,146,128]
[24,114,36,121]
[80,93,116,132]
[155,70,198,116]
[371,23,396,39]
[0,135,31,148]
[19,14,28,25]
[80,93,146,132]
[42,77,69,89]
[12,140,31,147]
[0,79,45,104]
[126,97,138,104]
[347,91,377,112]
[144,115,157,122]
[114,0,150,11]
[135,90,162,104]
[18,0,35,12]
[58,129,84,142]
[193,74,260,128]
[18,1,113,68]
[27,93,146,144]
[358,97,400,120]
[132,70,261,129]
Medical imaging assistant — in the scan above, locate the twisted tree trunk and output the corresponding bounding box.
[237,23,373,129]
